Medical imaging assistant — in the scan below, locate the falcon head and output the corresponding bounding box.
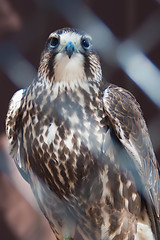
[38,28,102,87]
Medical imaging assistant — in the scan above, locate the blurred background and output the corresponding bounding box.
[0,0,160,239]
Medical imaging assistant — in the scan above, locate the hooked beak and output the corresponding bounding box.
[64,41,77,59]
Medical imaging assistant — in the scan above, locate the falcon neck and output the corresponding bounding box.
[37,74,101,101]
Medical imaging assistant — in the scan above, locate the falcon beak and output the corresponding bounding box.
[64,41,77,59]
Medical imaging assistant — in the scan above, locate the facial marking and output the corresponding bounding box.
[49,31,91,51]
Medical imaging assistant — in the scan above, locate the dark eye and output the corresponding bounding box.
[81,38,90,49]
[50,37,59,48]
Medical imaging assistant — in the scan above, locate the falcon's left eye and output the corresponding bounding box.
[81,38,90,50]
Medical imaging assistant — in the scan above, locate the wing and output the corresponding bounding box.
[6,89,29,182]
[103,84,160,219]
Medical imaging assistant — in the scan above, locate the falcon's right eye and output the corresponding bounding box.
[49,37,59,48]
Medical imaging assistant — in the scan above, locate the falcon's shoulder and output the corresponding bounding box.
[6,89,29,182]
[103,84,160,218]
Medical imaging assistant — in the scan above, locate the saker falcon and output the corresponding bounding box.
[6,28,160,240]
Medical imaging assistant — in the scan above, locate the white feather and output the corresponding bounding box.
[8,89,24,115]
[54,52,86,86]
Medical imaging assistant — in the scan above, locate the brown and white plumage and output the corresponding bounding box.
[6,28,160,240]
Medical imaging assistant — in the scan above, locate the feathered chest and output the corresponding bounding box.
[21,82,108,180]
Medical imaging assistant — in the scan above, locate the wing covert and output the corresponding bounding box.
[6,89,29,182]
[103,84,160,218]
